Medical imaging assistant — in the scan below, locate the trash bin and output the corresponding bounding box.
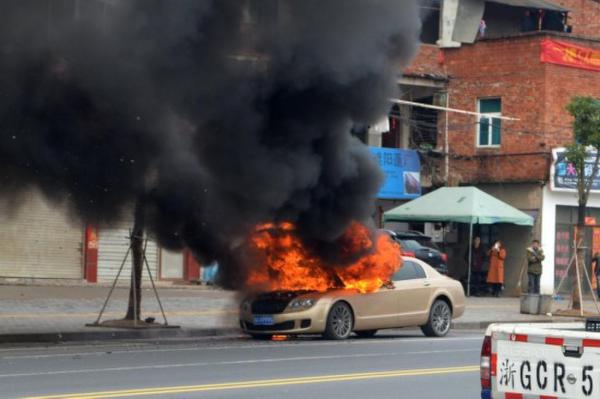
[538,295,553,314]
[520,294,540,314]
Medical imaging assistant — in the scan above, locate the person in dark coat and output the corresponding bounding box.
[592,252,600,299]
[520,9,537,32]
[526,240,545,294]
[466,236,486,295]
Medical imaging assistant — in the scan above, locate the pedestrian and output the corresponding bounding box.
[487,240,506,297]
[465,236,486,296]
[526,240,544,294]
[478,19,487,38]
[593,252,600,299]
[520,9,536,32]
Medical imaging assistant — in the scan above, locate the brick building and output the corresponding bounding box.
[389,0,600,294]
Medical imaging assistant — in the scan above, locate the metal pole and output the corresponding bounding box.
[582,258,600,314]
[93,245,131,325]
[389,98,520,121]
[467,222,473,297]
[555,250,577,297]
[444,93,450,185]
[575,240,584,317]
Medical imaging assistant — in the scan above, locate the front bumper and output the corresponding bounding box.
[240,303,329,335]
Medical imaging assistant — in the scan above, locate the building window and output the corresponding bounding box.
[477,98,502,147]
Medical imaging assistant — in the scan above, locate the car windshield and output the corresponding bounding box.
[399,239,422,251]
[420,240,441,251]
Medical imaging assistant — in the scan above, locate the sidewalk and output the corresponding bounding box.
[0,285,594,343]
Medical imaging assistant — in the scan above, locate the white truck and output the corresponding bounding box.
[481,321,600,399]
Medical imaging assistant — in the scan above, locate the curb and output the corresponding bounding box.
[0,327,241,345]
[452,318,581,330]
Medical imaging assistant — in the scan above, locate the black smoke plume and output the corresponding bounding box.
[0,0,422,289]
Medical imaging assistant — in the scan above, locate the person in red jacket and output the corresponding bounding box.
[487,240,506,297]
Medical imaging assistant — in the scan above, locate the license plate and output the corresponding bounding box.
[253,315,274,326]
[496,340,599,398]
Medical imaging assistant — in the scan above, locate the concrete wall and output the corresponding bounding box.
[479,183,543,295]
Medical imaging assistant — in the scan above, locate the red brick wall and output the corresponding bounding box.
[442,36,548,183]
[554,0,600,39]
[436,34,600,185]
[543,38,600,149]
[404,44,446,78]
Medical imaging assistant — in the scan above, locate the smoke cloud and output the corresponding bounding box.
[0,0,422,289]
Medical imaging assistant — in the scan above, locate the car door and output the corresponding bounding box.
[391,260,435,327]
[349,282,402,330]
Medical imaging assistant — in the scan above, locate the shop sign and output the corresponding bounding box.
[586,216,597,226]
[369,147,421,200]
[551,148,600,193]
[541,39,600,73]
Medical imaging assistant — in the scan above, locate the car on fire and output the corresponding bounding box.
[239,256,465,340]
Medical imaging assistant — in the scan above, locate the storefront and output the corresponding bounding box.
[541,148,600,294]
[540,186,600,295]
[0,190,84,281]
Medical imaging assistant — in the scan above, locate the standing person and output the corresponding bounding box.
[466,236,486,296]
[593,252,600,299]
[487,240,506,297]
[526,240,545,294]
[520,9,536,32]
[478,19,487,39]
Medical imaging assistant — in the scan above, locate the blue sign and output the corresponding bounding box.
[552,148,600,193]
[369,147,421,200]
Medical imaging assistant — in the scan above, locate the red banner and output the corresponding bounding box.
[541,39,600,72]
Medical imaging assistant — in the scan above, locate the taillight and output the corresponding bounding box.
[403,251,415,257]
[480,335,492,389]
[441,253,448,263]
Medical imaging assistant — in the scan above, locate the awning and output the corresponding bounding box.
[487,0,568,12]
[383,186,534,226]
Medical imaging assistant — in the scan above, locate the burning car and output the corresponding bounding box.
[240,256,465,340]
[239,223,465,340]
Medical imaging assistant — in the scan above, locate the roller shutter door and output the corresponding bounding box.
[97,221,159,283]
[0,191,83,279]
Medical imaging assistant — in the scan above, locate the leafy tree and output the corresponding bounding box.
[564,96,600,311]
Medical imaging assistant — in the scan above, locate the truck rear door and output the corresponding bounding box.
[489,323,600,399]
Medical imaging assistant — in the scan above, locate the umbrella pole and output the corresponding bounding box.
[467,223,473,297]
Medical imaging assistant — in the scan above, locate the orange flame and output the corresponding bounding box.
[246,222,402,293]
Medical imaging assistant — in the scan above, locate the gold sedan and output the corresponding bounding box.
[240,256,466,340]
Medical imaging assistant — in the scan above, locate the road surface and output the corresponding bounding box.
[2,330,482,399]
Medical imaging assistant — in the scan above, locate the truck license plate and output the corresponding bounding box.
[496,340,599,398]
[253,315,274,326]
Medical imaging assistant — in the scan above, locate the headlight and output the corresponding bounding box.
[287,298,317,312]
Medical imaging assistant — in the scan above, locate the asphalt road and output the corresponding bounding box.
[1,330,483,399]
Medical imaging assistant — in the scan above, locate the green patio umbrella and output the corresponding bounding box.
[384,187,534,295]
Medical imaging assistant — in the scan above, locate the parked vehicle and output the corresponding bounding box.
[240,257,465,340]
[481,321,600,399]
[382,230,449,274]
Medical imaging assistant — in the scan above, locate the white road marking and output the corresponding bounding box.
[1,335,482,360]
[0,348,477,378]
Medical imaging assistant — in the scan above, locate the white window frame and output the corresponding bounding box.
[476,98,502,148]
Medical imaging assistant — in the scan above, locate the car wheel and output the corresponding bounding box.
[421,299,452,337]
[250,334,273,340]
[323,302,353,340]
[355,330,378,338]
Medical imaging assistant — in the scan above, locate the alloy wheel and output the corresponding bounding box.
[431,301,451,335]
